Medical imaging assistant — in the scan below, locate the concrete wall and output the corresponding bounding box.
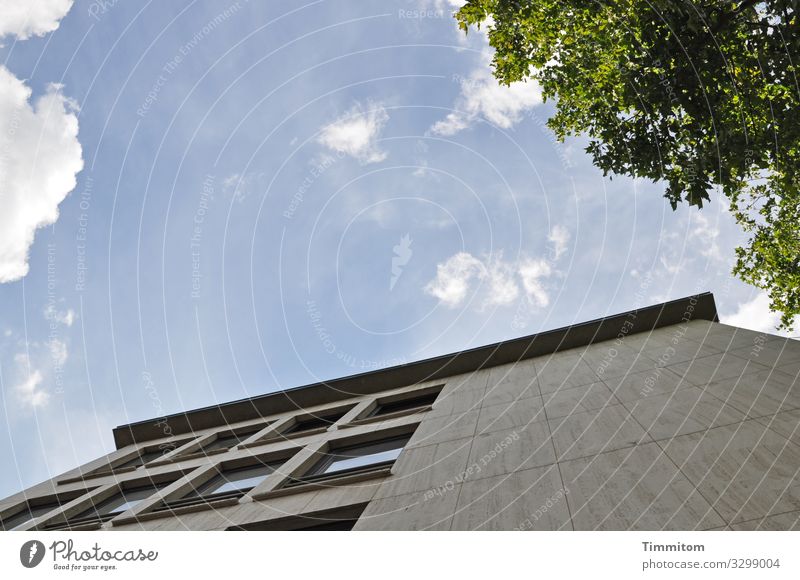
[3,319,799,530]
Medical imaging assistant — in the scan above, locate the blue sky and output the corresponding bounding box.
[0,0,785,499]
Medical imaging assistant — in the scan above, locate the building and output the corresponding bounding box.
[2,293,800,531]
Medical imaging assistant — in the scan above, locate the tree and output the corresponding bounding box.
[456,0,799,329]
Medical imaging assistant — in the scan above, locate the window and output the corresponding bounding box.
[71,485,165,523]
[287,435,410,486]
[202,427,262,453]
[1,501,61,531]
[295,520,359,531]
[182,463,279,500]
[282,411,346,435]
[369,391,440,418]
[115,449,170,470]
[107,439,191,472]
[226,504,367,531]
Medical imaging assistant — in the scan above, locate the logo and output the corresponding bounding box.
[390,234,413,290]
[20,540,46,568]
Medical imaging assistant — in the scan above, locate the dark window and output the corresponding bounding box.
[1,502,61,531]
[226,504,367,531]
[283,412,345,435]
[291,435,410,484]
[295,519,359,531]
[370,391,440,417]
[116,449,170,470]
[183,463,279,500]
[72,485,165,522]
[203,427,263,452]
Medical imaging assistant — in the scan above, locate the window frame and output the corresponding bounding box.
[367,388,442,419]
[200,425,265,453]
[226,504,368,531]
[343,386,444,427]
[280,408,350,436]
[1,500,63,531]
[1,487,96,531]
[180,462,280,502]
[284,433,411,488]
[155,450,297,513]
[66,483,169,525]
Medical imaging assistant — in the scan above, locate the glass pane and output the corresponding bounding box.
[184,464,277,498]
[117,449,168,469]
[202,435,242,452]
[77,486,162,519]
[203,427,263,452]
[374,392,439,416]
[296,519,358,530]
[310,436,409,476]
[111,487,160,514]
[324,446,403,474]
[1,503,59,530]
[284,413,344,435]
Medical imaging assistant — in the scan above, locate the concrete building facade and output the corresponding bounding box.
[2,293,800,531]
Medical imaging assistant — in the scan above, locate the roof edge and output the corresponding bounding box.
[113,292,718,448]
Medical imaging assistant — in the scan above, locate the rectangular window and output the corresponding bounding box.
[226,504,368,531]
[115,449,170,470]
[1,501,61,531]
[369,391,440,418]
[202,427,262,453]
[182,463,279,500]
[72,485,165,522]
[282,411,346,435]
[286,435,410,487]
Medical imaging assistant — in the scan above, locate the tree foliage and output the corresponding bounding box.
[456,0,799,329]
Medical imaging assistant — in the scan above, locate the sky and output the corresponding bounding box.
[0,0,793,499]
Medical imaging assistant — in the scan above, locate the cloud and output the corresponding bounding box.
[548,225,570,260]
[44,304,76,326]
[0,65,83,283]
[222,172,265,203]
[317,102,388,164]
[689,211,724,263]
[424,252,486,307]
[12,354,49,408]
[431,52,541,136]
[0,0,74,40]
[425,241,569,309]
[428,0,467,10]
[518,258,552,308]
[722,292,798,337]
[48,338,68,367]
[485,259,520,306]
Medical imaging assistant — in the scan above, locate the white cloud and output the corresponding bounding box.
[431,51,541,136]
[317,102,388,164]
[429,0,467,9]
[12,353,49,408]
[722,292,798,337]
[15,369,47,407]
[0,65,83,283]
[0,0,73,40]
[44,304,76,326]
[222,172,264,203]
[548,225,570,260]
[485,258,520,306]
[425,249,563,310]
[689,211,723,263]
[518,258,552,308]
[49,338,68,367]
[424,252,486,307]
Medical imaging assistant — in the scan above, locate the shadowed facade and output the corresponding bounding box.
[3,293,800,531]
